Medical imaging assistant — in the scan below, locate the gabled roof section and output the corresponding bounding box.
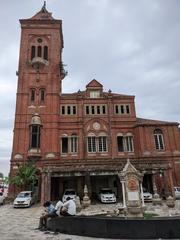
[86,79,103,89]
[29,1,54,20]
[122,159,138,173]
[135,118,179,126]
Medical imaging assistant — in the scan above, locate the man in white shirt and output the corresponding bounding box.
[54,200,64,216]
[61,197,76,216]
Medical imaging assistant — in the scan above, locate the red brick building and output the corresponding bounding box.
[9,4,180,202]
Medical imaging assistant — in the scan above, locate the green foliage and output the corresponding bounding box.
[0,172,3,179]
[10,163,37,190]
[2,177,9,185]
[143,212,158,220]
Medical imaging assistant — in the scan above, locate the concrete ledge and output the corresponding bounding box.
[47,215,180,239]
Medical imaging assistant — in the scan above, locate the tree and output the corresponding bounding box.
[10,163,37,190]
[0,172,3,179]
[2,177,9,185]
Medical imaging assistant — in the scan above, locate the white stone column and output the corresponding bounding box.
[121,181,126,208]
[140,182,145,207]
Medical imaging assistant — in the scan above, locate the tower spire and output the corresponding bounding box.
[41,1,48,13]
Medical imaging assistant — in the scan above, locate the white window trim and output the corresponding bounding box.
[114,104,131,115]
[117,133,134,153]
[154,133,165,151]
[60,105,77,115]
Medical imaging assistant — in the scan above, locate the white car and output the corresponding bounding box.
[0,192,5,205]
[143,190,153,202]
[174,187,180,199]
[98,188,116,203]
[62,189,77,203]
[13,191,35,208]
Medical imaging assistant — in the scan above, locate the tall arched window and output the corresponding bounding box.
[30,125,41,148]
[29,114,42,149]
[70,134,77,153]
[117,133,124,152]
[43,46,48,60]
[40,89,45,102]
[98,133,107,152]
[87,132,108,153]
[37,46,42,57]
[31,46,36,60]
[154,129,165,150]
[61,133,78,154]
[87,133,96,153]
[117,133,134,152]
[30,89,35,102]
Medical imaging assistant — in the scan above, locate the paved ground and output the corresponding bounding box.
[0,203,118,240]
[1,200,180,240]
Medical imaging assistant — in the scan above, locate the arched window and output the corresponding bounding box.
[87,132,108,153]
[117,133,134,152]
[154,129,165,150]
[61,136,68,154]
[87,133,96,153]
[61,133,78,154]
[31,46,36,60]
[70,134,77,153]
[37,46,42,57]
[30,125,41,148]
[98,132,107,152]
[43,46,48,60]
[117,133,124,152]
[40,89,45,102]
[30,89,35,102]
[29,114,42,149]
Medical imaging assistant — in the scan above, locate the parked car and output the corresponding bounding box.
[174,187,180,199]
[98,188,116,203]
[143,189,153,202]
[0,192,5,205]
[62,189,77,203]
[13,191,35,208]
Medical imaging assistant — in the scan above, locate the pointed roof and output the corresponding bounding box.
[30,1,54,20]
[122,159,138,173]
[118,159,143,181]
[86,79,103,89]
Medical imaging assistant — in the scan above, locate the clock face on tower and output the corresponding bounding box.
[93,122,100,130]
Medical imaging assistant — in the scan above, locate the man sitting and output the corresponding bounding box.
[38,201,56,230]
[60,197,76,216]
[54,199,64,216]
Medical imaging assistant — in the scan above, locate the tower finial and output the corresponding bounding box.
[41,1,47,13]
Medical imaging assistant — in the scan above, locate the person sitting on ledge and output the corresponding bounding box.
[60,197,76,216]
[38,201,56,230]
[54,199,64,217]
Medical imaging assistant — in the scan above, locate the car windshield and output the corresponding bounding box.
[175,187,180,192]
[64,190,75,195]
[100,189,113,194]
[17,192,31,198]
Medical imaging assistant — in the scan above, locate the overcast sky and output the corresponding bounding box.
[0,0,180,176]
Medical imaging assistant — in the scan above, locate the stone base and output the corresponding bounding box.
[166,196,175,208]
[82,198,91,208]
[126,206,144,218]
[153,193,162,205]
[75,196,82,211]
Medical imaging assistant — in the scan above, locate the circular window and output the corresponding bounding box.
[37,38,43,43]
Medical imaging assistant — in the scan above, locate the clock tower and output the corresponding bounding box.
[9,2,65,196]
